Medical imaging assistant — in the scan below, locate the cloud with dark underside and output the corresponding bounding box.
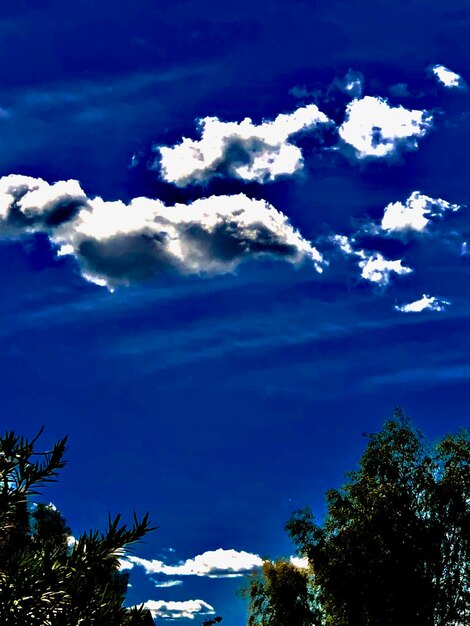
[0,174,323,289]
[156,105,330,186]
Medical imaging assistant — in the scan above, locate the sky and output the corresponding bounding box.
[2,0,470,623]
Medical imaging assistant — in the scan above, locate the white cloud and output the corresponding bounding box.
[332,235,412,287]
[157,105,330,186]
[0,175,323,289]
[330,234,355,255]
[290,556,309,569]
[431,64,465,89]
[395,294,450,313]
[381,191,460,234]
[127,548,263,578]
[143,599,215,620]
[153,580,183,588]
[357,251,412,286]
[338,96,432,159]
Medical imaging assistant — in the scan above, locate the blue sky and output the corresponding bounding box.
[2,0,470,622]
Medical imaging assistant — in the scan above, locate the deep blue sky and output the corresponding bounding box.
[2,1,470,623]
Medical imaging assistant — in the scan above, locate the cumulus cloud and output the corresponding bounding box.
[0,174,323,289]
[395,294,450,313]
[431,64,465,89]
[381,191,460,234]
[357,251,412,286]
[126,548,263,578]
[157,105,330,186]
[338,96,432,159]
[143,599,215,620]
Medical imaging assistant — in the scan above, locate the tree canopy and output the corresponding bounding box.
[0,428,155,625]
[243,559,318,626]
[246,409,469,626]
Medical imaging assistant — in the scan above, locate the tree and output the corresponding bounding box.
[0,428,155,625]
[243,559,319,626]
[286,409,469,626]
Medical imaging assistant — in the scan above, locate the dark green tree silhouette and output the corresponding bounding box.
[202,617,223,625]
[286,409,469,626]
[243,559,319,626]
[0,428,155,625]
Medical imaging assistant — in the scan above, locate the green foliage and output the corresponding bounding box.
[0,428,155,625]
[243,559,320,626]
[286,409,470,626]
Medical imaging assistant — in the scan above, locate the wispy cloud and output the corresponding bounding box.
[357,251,412,286]
[395,294,450,313]
[332,235,412,287]
[157,105,330,186]
[153,580,184,588]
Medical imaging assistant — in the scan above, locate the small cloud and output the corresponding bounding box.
[143,599,215,620]
[357,251,412,286]
[119,559,134,571]
[290,69,363,104]
[336,69,364,99]
[430,64,465,89]
[290,556,309,569]
[338,96,432,159]
[157,105,330,186]
[331,235,412,287]
[381,191,460,235]
[395,294,450,313]
[153,580,184,588]
[127,548,263,578]
[330,234,356,256]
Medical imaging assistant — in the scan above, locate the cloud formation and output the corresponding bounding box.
[431,64,465,89]
[157,105,330,186]
[143,599,215,620]
[395,294,450,313]
[357,251,412,286]
[153,580,184,588]
[125,548,263,578]
[332,235,412,287]
[337,69,364,99]
[0,175,323,289]
[338,96,432,158]
[381,191,460,235]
